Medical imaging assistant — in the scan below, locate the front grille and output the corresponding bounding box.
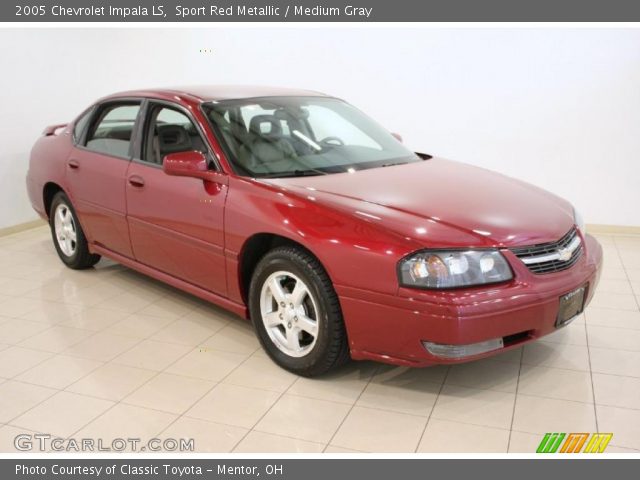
[510,227,583,274]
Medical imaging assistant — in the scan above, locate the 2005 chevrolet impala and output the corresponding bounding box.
[26,86,602,376]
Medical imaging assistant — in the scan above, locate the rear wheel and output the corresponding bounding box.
[249,246,350,377]
[49,192,100,269]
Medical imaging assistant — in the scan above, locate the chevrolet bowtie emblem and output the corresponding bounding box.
[557,247,573,262]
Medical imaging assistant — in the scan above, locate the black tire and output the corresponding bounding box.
[248,246,350,377]
[49,191,101,269]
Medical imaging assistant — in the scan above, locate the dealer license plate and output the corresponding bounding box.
[556,286,587,328]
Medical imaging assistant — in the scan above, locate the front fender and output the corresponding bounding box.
[223,176,422,307]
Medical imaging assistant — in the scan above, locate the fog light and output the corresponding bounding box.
[422,338,504,359]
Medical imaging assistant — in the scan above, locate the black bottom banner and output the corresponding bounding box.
[3,458,638,480]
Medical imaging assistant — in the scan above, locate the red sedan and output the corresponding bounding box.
[26,86,602,376]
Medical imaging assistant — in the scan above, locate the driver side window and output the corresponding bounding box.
[142,105,207,166]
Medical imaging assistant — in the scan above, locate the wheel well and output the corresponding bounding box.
[239,233,315,302]
[43,182,63,218]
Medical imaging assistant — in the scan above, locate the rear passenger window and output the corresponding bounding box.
[85,103,141,158]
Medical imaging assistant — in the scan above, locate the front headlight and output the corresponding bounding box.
[399,250,513,289]
[574,207,586,234]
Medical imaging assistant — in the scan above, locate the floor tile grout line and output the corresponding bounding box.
[413,365,451,453]
[231,364,312,452]
[506,346,524,453]
[590,236,632,434]
[229,429,328,452]
[521,358,636,375]
[11,314,634,361]
[579,322,640,332]
[17,363,633,426]
[121,380,624,422]
[2,327,157,432]
[269,380,435,410]
[585,304,639,313]
[228,355,304,452]
[15,366,421,429]
[2,282,157,315]
[24,296,213,369]
[0,347,60,386]
[320,364,381,453]
[588,236,638,432]
[154,344,264,450]
[5,283,190,367]
[2,383,62,429]
[584,319,600,433]
[24,312,164,396]
[418,415,513,433]
[512,391,597,406]
[60,335,246,446]
[9,350,636,416]
[90,362,436,419]
[11,356,107,392]
[5,335,638,400]
[4,229,640,452]
[47,299,219,441]
[613,236,640,312]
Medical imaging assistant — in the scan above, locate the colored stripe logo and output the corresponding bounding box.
[537,433,613,453]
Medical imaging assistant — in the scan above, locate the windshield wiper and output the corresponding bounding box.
[381,161,409,168]
[259,169,328,178]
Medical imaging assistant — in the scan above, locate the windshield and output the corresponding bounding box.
[202,96,423,178]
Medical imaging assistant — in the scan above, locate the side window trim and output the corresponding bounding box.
[72,105,96,145]
[130,98,149,163]
[136,99,220,171]
[78,98,143,161]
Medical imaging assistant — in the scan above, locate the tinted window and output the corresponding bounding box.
[203,97,421,178]
[72,108,93,143]
[142,105,207,165]
[85,103,141,158]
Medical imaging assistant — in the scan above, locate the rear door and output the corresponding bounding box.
[125,101,228,295]
[66,100,142,258]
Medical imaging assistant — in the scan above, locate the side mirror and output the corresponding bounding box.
[163,151,210,179]
[391,132,403,143]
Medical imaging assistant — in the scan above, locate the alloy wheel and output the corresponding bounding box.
[259,270,319,358]
[53,203,77,257]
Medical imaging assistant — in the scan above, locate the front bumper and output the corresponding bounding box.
[339,233,602,367]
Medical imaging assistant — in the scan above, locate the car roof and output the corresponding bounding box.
[103,85,330,103]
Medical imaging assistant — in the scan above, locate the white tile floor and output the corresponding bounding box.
[0,226,639,453]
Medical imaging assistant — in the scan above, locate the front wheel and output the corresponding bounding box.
[248,246,350,376]
[49,192,101,269]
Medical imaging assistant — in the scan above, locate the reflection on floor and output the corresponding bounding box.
[0,226,639,453]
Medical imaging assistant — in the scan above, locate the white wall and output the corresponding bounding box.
[1,27,639,229]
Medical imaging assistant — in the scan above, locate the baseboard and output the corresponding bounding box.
[587,224,640,236]
[0,219,47,237]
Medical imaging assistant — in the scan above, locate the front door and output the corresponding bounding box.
[125,102,228,296]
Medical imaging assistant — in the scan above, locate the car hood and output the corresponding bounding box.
[263,157,575,248]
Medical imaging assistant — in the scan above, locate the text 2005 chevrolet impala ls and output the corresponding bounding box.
[26,86,602,376]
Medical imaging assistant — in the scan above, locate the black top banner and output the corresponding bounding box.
[4,0,640,22]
